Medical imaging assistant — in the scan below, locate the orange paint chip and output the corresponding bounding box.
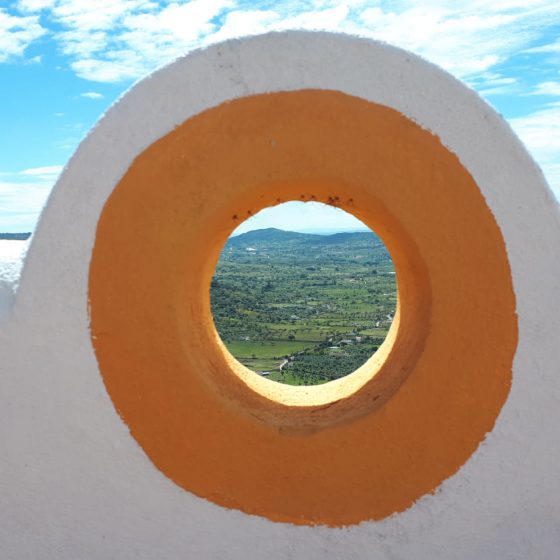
[89,90,517,526]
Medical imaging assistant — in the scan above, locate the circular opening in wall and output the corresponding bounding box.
[88,82,515,523]
[210,201,397,386]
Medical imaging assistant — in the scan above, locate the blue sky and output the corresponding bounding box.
[1,0,559,233]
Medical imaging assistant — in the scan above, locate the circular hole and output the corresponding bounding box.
[210,201,397,387]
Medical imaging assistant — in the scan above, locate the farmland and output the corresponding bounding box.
[210,228,396,385]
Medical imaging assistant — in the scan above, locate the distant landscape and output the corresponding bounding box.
[0,233,31,240]
[211,228,397,385]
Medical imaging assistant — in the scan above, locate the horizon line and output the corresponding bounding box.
[230,226,372,238]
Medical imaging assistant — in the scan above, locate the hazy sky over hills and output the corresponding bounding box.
[231,202,367,235]
[1,1,559,232]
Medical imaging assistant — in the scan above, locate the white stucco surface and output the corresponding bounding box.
[0,240,28,319]
[1,32,559,559]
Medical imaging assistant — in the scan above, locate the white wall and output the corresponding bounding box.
[1,32,559,559]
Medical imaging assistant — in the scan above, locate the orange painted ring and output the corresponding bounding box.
[89,90,517,526]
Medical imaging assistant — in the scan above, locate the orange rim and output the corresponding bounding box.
[89,90,517,526]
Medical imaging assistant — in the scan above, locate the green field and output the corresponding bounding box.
[211,228,396,385]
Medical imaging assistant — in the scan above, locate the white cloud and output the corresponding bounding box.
[113,0,234,70]
[0,166,63,231]
[0,8,45,62]
[539,162,560,199]
[510,103,560,161]
[529,81,560,96]
[510,103,560,194]
[18,165,63,180]
[122,0,233,43]
[80,91,104,99]
[71,56,144,82]
[57,29,108,58]
[352,5,538,78]
[204,5,352,45]
[23,54,42,64]
[17,0,57,11]
[478,85,516,96]
[2,1,559,232]
[45,0,234,81]
[52,0,153,32]
[205,9,279,43]
[0,179,54,232]
[524,38,560,54]
[51,0,153,60]
[15,0,558,84]
[272,5,350,31]
[473,73,518,96]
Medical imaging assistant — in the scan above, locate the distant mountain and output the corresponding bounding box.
[0,233,31,240]
[227,228,311,246]
[227,227,382,249]
[312,231,380,245]
[292,227,371,235]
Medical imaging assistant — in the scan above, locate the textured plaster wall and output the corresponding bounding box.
[1,32,560,559]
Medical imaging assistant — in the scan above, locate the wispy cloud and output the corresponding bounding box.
[476,74,518,96]
[540,163,560,198]
[17,0,57,11]
[18,165,63,180]
[524,38,560,54]
[80,91,104,99]
[1,0,559,233]
[40,0,234,81]
[510,103,560,196]
[510,103,560,162]
[23,54,42,64]
[71,57,142,82]
[204,9,279,43]
[0,166,62,231]
[0,178,54,232]
[347,1,560,80]
[0,7,45,62]
[529,81,560,96]
[8,1,560,84]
